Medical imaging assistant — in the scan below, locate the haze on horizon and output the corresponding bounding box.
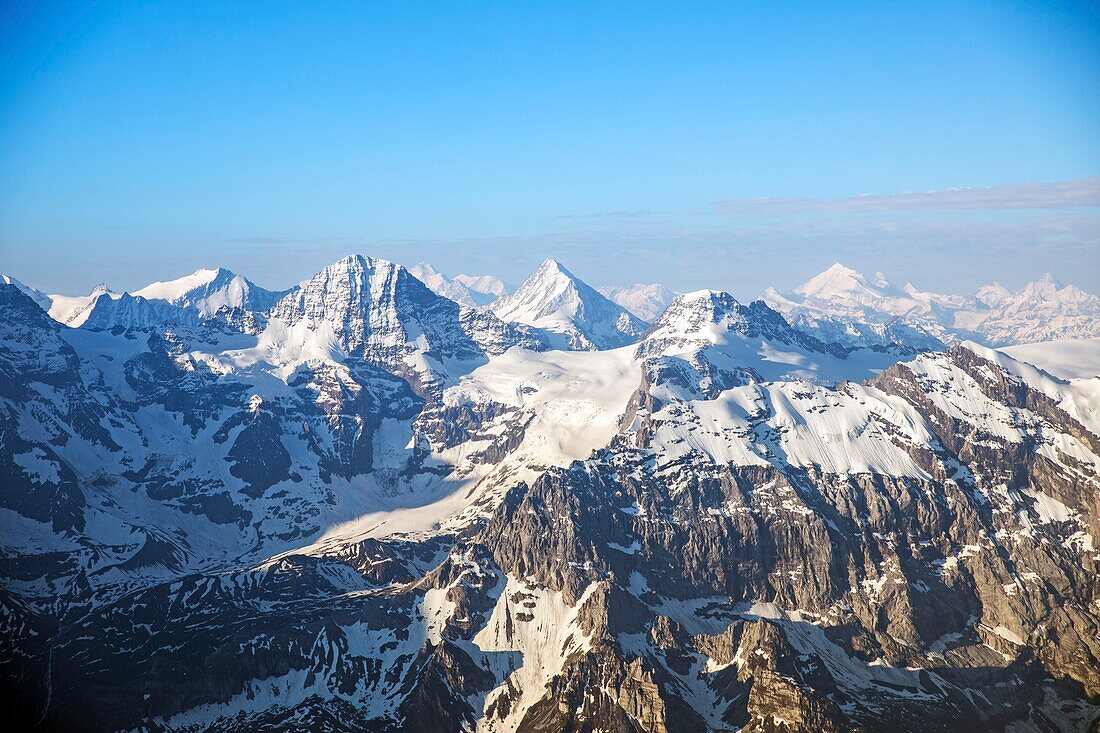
[1,1,1098,296]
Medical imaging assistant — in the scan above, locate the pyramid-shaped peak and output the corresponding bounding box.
[1033,273,1065,290]
[796,263,869,296]
[1011,273,1065,301]
[492,259,646,350]
[536,258,570,274]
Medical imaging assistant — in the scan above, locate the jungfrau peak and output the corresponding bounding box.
[490,258,648,350]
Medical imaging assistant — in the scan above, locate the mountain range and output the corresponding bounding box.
[763,263,1100,352]
[1,254,1098,732]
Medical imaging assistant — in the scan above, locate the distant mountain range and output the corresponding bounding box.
[598,282,678,320]
[1,255,1099,731]
[15,260,1096,353]
[763,263,1100,351]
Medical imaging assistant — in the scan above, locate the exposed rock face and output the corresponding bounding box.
[1,258,1098,733]
[270,254,545,394]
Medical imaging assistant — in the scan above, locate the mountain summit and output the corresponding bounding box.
[598,282,677,320]
[133,267,290,316]
[268,254,543,392]
[765,263,965,352]
[491,259,648,350]
[2,255,1100,731]
[767,263,1100,350]
[408,262,505,307]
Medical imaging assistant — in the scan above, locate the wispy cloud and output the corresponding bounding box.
[711,177,1100,216]
[553,210,654,222]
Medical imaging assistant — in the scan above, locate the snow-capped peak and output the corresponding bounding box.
[794,262,863,296]
[267,254,542,387]
[598,282,677,321]
[499,259,576,313]
[409,262,502,307]
[133,267,286,316]
[490,259,647,350]
[764,264,955,352]
[641,289,832,355]
[1021,273,1065,298]
[637,289,892,391]
[270,254,405,328]
[794,262,905,303]
[0,274,51,311]
[452,272,507,299]
[44,282,123,326]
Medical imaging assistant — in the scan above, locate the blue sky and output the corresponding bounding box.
[1,1,1097,296]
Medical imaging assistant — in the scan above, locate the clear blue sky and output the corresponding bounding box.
[1,1,1097,296]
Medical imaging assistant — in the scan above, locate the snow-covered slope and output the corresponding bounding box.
[44,283,122,325]
[4,253,1100,732]
[954,273,1100,345]
[766,264,1100,351]
[763,263,957,352]
[637,289,899,391]
[598,282,677,320]
[1000,337,1100,379]
[491,259,648,350]
[0,274,51,310]
[133,266,290,316]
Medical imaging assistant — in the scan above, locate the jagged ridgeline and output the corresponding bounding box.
[1,255,1098,732]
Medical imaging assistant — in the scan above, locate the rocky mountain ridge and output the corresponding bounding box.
[1,254,1098,732]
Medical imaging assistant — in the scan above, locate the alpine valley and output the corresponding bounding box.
[2,255,1099,733]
